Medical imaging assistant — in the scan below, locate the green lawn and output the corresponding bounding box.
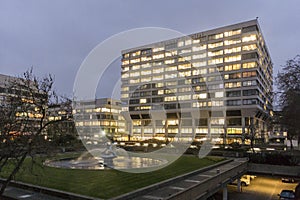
[1,154,224,199]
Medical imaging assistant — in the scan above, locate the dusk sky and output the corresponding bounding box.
[1,0,300,98]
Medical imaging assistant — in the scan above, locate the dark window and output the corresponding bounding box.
[226,110,241,116]
[227,118,242,126]
[226,91,241,97]
[242,52,258,60]
[242,25,258,33]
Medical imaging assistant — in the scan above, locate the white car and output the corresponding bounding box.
[231,175,251,186]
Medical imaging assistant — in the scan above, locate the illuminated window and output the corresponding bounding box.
[193,68,207,75]
[179,49,192,54]
[178,95,191,101]
[129,78,140,84]
[242,71,256,78]
[122,66,129,72]
[208,42,223,49]
[141,56,151,61]
[121,86,129,91]
[242,44,257,51]
[185,39,192,45]
[141,70,151,75]
[130,58,140,64]
[165,59,175,64]
[208,58,223,65]
[153,75,163,81]
[178,41,184,47]
[224,72,241,79]
[224,64,241,71]
[122,73,129,78]
[130,71,140,77]
[192,53,206,59]
[140,99,147,104]
[195,128,208,134]
[141,77,151,82]
[225,82,241,88]
[164,96,177,101]
[224,39,241,46]
[153,53,165,59]
[192,45,206,51]
[224,55,241,62]
[153,47,164,52]
[165,66,177,71]
[156,82,164,87]
[133,120,142,126]
[242,62,257,69]
[141,106,151,110]
[242,34,257,42]
[141,63,151,68]
[168,119,178,125]
[193,39,200,44]
[208,50,223,57]
[158,90,164,95]
[194,93,207,99]
[165,73,177,79]
[122,60,129,65]
[153,68,164,74]
[179,71,191,77]
[211,118,225,125]
[121,93,129,98]
[227,128,242,134]
[224,29,241,37]
[123,53,129,58]
[193,61,207,67]
[178,87,191,92]
[178,63,191,70]
[215,91,224,98]
[224,47,241,54]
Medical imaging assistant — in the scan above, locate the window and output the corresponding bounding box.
[226,100,241,106]
[224,39,241,46]
[208,58,223,65]
[122,60,129,65]
[226,91,241,97]
[129,78,140,84]
[193,61,207,67]
[224,47,241,54]
[243,89,258,96]
[242,71,256,78]
[242,44,257,51]
[242,52,258,60]
[212,101,224,107]
[153,46,164,52]
[165,73,177,79]
[153,75,163,81]
[227,128,242,134]
[130,71,140,77]
[243,99,257,105]
[215,91,224,98]
[194,93,207,99]
[242,62,257,69]
[153,68,164,74]
[193,68,207,75]
[179,49,192,54]
[141,77,151,82]
[141,70,151,76]
[165,66,177,71]
[208,42,223,49]
[165,59,175,64]
[224,64,241,71]
[178,95,191,101]
[225,82,241,88]
[242,80,257,87]
[208,50,223,57]
[121,73,129,78]
[242,34,257,42]
[224,29,241,37]
[141,56,152,62]
[192,53,206,59]
[209,33,223,40]
[140,99,147,103]
[130,58,140,64]
[211,118,225,125]
[224,55,241,62]
[153,53,164,59]
[224,73,242,80]
[192,45,206,51]
[131,51,140,57]
[227,118,242,126]
[178,63,191,70]
[141,63,151,68]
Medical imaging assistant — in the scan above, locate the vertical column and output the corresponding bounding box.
[223,185,228,200]
[237,178,241,192]
[242,117,246,145]
[208,118,211,140]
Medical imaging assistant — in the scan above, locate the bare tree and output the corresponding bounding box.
[276,55,300,150]
[0,69,68,195]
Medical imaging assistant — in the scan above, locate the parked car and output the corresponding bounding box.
[231,175,251,186]
[282,177,296,183]
[278,190,295,200]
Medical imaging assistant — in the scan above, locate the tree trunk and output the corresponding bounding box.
[0,152,27,195]
[289,138,294,150]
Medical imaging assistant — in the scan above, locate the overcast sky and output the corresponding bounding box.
[1,0,300,98]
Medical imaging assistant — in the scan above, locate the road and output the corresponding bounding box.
[214,175,298,200]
